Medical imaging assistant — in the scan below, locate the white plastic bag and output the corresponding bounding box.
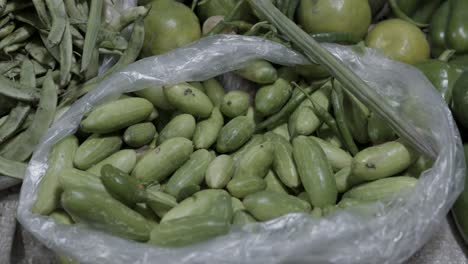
[17,35,465,264]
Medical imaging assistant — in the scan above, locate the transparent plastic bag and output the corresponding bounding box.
[17,35,465,264]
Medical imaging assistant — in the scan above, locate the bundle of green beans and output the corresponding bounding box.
[0,0,148,183]
[33,70,424,247]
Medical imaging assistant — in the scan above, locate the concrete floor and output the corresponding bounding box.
[407,217,467,264]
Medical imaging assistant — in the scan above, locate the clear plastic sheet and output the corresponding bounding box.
[17,35,465,264]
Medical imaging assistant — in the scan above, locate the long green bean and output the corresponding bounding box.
[14,11,46,30]
[31,60,48,76]
[81,0,102,71]
[25,39,56,68]
[0,60,20,75]
[64,0,86,31]
[60,22,73,86]
[4,68,20,80]
[78,18,145,96]
[20,59,36,88]
[32,0,51,28]
[0,0,5,14]
[0,156,27,179]
[100,35,128,51]
[70,25,84,40]
[0,1,33,16]
[0,25,35,50]
[39,32,60,61]
[45,0,67,45]
[0,14,10,28]
[76,0,89,19]
[330,81,359,155]
[286,0,299,19]
[108,6,150,32]
[4,42,26,54]
[36,70,59,86]
[256,79,327,131]
[98,48,123,56]
[0,61,33,145]
[0,22,15,39]
[0,75,40,102]
[84,48,99,81]
[0,71,57,161]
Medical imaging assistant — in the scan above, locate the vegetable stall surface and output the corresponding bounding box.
[5,0,464,261]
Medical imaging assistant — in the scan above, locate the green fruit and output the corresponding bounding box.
[61,188,151,241]
[243,191,311,221]
[350,141,416,183]
[123,122,157,148]
[452,71,468,129]
[234,60,277,84]
[80,98,153,134]
[86,149,137,176]
[234,142,274,179]
[165,149,214,198]
[205,155,234,189]
[133,137,194,184]
[202,78,225,106]
[164,83,214,118]
[255,79,292,116]
[226,176,266,198]
[343,176,418,202]
[149,215,229,247]
[216,109,255,153]
[142,0,201,56]
[193,107,224,149]
[365,19,430,64]
[221,91,250,118]
[298,0,371,38]
[135,86,174,110]
[33,136,78,215]
[292,136,337,207]
[162,189,231,222]
[158,114,196,144]
[101,165,146,207]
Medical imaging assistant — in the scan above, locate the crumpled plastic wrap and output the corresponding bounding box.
[17,35,465,264]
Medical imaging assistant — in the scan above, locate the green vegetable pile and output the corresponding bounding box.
[17,0,468,254]
[0,0,149,180]
[34,76,422,247]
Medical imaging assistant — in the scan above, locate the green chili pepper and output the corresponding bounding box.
[411,0,444,25]
[44,0,67,45]
[414,50,461,104]
[452,144,468,244]
[450,55,468,73]
[0,71,57,161]
[388,0,429,28]
[452,71,468,129]
[429,0,468,55]
[446,0,468,53]
[32,0,51,27]
[81,0,102,71]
